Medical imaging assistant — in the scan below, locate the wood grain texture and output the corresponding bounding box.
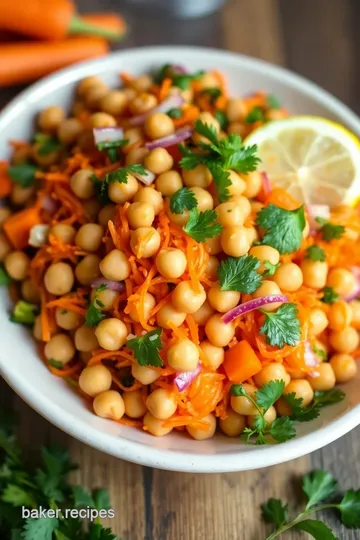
[1,0,360,539]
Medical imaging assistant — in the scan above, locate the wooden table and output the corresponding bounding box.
[1,1,360,538]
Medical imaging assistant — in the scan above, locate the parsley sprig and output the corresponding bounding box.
[154,64,204,89]
[183,208,223,243]
[85,285,107,327]
[263,260,280,277]
[285,388,345,422]
[256,204,306,254]
[262,470,360,539]
[127,328,163,367]
[316,217,345,242]
[179,120,259,202]
[321,286,339,305]
[8,163,38,188]
[96,139,128,163]
[306,245,326,262]
[217,255,263,293]
[0,264,12,286]
[170,187,197,214]
[92,164,147,205]
[259,304,301,348]
[34,133,62,156]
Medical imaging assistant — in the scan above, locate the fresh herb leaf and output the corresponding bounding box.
[267,94,281,109]
[178,144,204,170]
[313,388,346,407]
[316,218,345,242]
[255,380,285,412]
[85,284,107,327]
[183,208,223,242]
[200,87,222,104]
[246,106,265,123]
[127,328,163,367]
[34,133,62,156]
[294,519,337,539]
[171,70,204,90]
[303,470,338,509]
[312,344,328,362]
[96,139,128,163]
[91,174,111,206]
[121,375,135,388]
[259,303,301,348]
[268,416,296,443]
[92,488,111,510]
[306,245,326,262]
[71,485,94,508]
[48,359,64,370]
[339,490,360,527]
[321,286,339,305]
[261,498,288,527]
[256,204,306,254]
[10,301,38,326]
[2,484,37,508]
[206,161,232,203]
[167,107,183,119]
[263,260,280,277]
[285,388,345,422]
[21,517,59,540]
[217,255,262,293]
[0,264,12,286]
[105,164,147,185]
[214,110,229,130]
[8,163,38,188]
[170,187,197,214]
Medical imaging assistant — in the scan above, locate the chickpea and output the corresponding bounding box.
[156,170,183,196]
[127,202,155,229]
[100,90,128,116]
[330,353,358,383]
[241,171,263,198]
[4,251,29,281]
[100,249,130,281]
[192,301,215,326]
[167,338,199,371]
[193,112,220,145]
[130,227,161,258]
[252,281,283,312]
[144,148,173,175]
[131,363,160,385]
[275,397,292,417]
[190,187,214,211]
[156,303,186,329]
[123,390,147,418]
[167,207,188,227]
[84,85,109,109]
[186,414,216,440]
[207,286,240,313]
[205,314,235,347]
[125,147,149,167]
[284,379,314,407]
[301,260,328,289]
[129,92,157,115]
[90,112,117,129]
[249,245,280,274]
[226,97,247,122]
[227,170,246,197]
[11,185,35,206]
[329,327,359,353]
[228,122,246,138]
[90,287,118,311]
[350,300,360,328]
[0,207,11,228]
[38,106,65,132]
[21,278,41,304]
[219,409,246,437]
[70,169,95,200]
[95,318,128,351]
[272,262,303,292]
[328,301,352,331]
[55,307,81,330]
[75,325,99,352]
[327,268,356,296]
[248,405,277,428]
[146,389,177,420]
[205,256,219,280]
[123,127,144,150]
[11,145,32,165]
[131,74,153,92]
[231,383,258,415]
[134,187,164,215]
[44,333,75,365]
[33,315,43,341]
[128,292,156,323]
[182,165,212,189]
[77,76,106,97]
[57,118,83,145]
[308,363,336,392]
[245,227,260,246]
[199,341,224,370]
[84,197,102,221]
[216,201,246,228]
[75,223,103,253]
[75,254,101,286]
[98,204,116,227]
[49,224,76,244]
[172,281,206,314]
[143,412,173,437]
[78,129,96,153]
[220,226,250,257]
[231,195,251,218]
[197,72,219,90]
[254,363,291,388]
[108,173,138,204]
[79,364,112,397]
[93,390,125,420]
[0,233,11,261]
[144,112,175,140]
[155,248,187,279]
[309,308,329,336]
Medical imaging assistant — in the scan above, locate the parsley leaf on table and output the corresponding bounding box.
[0,264,12,286]
[321,286,339,305]
[183,208,223,242]
[170,187,197,214]
[339,490,360,528]
[10,301,38,326]
[127,328,163,367]
[21,516,59,540]
[8,163,38,188]
[316,217,345,241]
[71,485,95,508]
[256,204,306,254]
[263,260,280,277]
[294,519,337,539]
[303,471,338,509]
[306,245,326,262]
[262,498,288,527]
[85,284,107,327]
[217,255,262,293]
[259,303,301,348]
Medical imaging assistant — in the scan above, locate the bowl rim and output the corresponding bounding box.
[1,45,360,472]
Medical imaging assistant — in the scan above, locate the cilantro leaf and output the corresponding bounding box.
[96,139,128,163]
[85,285,107,327]
[313,388,346,407]
[268,416,296,442]
[285,388,345,423]
[306,245,326,262]
[200,87,222,104]
[92,488,111,510]
[216,134,259,173]
[217,255,262,293]
[263,260,280,277]
[127,328,163,367]
[34,133,62,156]
[312,344,328,362]
[10,301,38,326]
[8,163,38,188]
[0,264,12,286]
[2,484,36,508]
[261,498,288,527]
[259,303,301,348]
[230,384,248,397]
[171,70,204,90]
[167,107,182,119]
[214,110,229,130]
[294,519,337,539]
[91,174,111,206]
[183,208,223,243]
[316,218,345,242]
[193,119,219,146]
[339,489,360,527]
[206,161,232,203]
[106,164,147,185]
[267,94,281,109]
[256,204,306,254]
[179,144,204,170]
[246,106,265,123]
[48,359,64,369]
[255,380,285,412]
[321,286,339,305]
[302,470,338,509]
[87,523,118,540]
[72,485,95,508]
[170,187,197,214]
[21,517,59,540]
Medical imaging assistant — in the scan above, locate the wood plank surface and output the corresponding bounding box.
[1,0,360,539]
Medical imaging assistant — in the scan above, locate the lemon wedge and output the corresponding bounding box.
[245,116,360,207]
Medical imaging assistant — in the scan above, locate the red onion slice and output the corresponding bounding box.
[90,278,125,292]
[222,295,289,324]
[174,363,202,391]
[261,172,272,195]
[129,94,186,126]
[132,168,155,186]
[93,127,125,145]
[343,266,360,301]
[304,341,320,368]
[170,64,188,75]
[145,126,193,150]
[41,195,57,215]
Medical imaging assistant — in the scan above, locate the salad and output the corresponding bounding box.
[0,65,359,443]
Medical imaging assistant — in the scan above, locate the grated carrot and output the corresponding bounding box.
[173,105,200,128]
[158,77,172,101]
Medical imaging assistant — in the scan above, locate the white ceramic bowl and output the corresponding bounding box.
[1,46,359,473]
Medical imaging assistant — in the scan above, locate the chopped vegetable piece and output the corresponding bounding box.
[222,295,289,325]
[34,133,62,155]
[183,208,223,242]
[170,187,197,214]
[85,284,107,327]
[259,303,301,348]
[8,163,38,188]
[10,300,38,325]
[127,328,163,367]
[246,106,265,123]
[217,255,262,293]
[224,340,262,382]
[306,245,326,261]
[214,109,229,130]
[200,87,222,104]
[167,107,183,119]
[316,217,345,241]
[321,286,339,305]
[0,264,12,286]
[256,204,306,254]
[3,206,41,249]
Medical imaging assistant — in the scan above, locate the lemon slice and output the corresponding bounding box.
[245,116,360,207]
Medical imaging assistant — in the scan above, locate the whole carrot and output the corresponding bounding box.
[0,0,124,41]
[0,38,109,87]
[79,13,127,41]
